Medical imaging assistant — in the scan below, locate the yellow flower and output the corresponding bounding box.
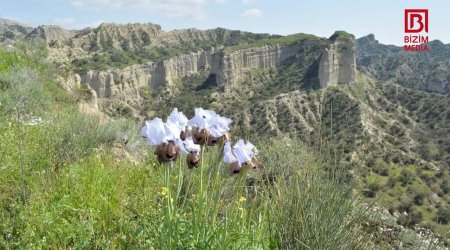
[159,187,169,197]
[239,196,247,203]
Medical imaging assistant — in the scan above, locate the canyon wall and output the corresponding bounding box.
[318,33,356,88]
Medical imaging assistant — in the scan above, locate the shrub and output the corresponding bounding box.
[266,140,370,249]
[397,211,423,227]
[400,169,415,186]
[0,67,52,119]
[436,206,450,224]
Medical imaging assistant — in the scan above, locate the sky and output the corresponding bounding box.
[1,0,449,45]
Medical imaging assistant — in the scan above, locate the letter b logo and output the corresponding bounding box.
[405,9,428,33]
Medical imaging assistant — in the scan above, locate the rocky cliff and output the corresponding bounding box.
[218,39,324,87]
[0,18,32,42]
[44,23,359,118]
[318,31,356,87]
[149,48,219,88]
[27,25,77,43]
[75,38,327,106]
[66,65,150,117]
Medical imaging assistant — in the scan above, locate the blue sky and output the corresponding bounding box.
[1,0,448,45]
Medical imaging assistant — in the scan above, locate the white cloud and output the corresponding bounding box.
[241,8,263,19]
[242,0,255,5]
[215,0,228,4]
[66,0,208,19]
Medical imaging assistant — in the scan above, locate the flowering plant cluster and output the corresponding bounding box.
[140,108,261,174]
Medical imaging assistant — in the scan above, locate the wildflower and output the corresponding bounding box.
[239,196,247,203]
[223,139,262,175]
[154,141,180,163]
[188,108,217,130]
[188,108,232,146]
[191,126,211,145]
[159,187,169,197]
[140,114,183,164]
[176,137,201,169]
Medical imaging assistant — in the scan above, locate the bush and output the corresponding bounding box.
[400,169,415,186]
[397,211,423,227]
[436,206,450,224]
[266,140,370,249]
[46,109,125,168]
[0,67,52,119]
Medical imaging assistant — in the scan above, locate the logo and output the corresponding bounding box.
[404,9,429,52]
[405,9,428,33]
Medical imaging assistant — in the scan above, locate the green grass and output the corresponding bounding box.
[329,31,354,41]
[0,130,371,249]
[224,33,325,53]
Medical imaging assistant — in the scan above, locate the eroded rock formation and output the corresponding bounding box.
[318,32,356,87]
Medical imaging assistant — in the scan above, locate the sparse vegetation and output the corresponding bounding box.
[0,45,374,249]
[329,31,354,41]
[224,33,326,53]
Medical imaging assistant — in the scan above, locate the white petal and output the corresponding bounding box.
[233,139,257,164]
[184,137,201,153]
[143,118,166,145]
[167,108,188,131]
[176,138,189,155]
[223,141,238,164]
[164,122,181,141]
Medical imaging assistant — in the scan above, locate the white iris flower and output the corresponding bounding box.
[140,108,186,146]
[223,139,258,169]
[188,107,232,138]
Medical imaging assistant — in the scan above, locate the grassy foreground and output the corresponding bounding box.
[0,45,370,249]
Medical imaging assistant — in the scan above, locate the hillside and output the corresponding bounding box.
[357,34,450,94]
[1,19,449,248]
[0,18,32,43]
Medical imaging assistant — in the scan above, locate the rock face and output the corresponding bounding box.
[82,65,148,98]
[48,23,356,117]
[78,38,325,98]
[79,65,149,116]
[27,25,76,43]
[318,32,356,87]
[0,18,32,42]
[218,41,323,87]
[148,48,219,88]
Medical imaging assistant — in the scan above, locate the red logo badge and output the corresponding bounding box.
[404,9,429,52]
[404,9,428,33]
